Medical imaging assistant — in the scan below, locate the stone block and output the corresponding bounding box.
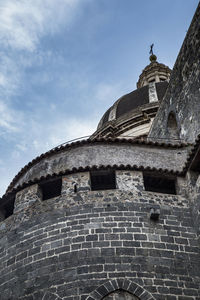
[14,184,42,214]
[62,172,90,196]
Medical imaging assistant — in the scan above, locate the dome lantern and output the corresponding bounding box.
[137,45,171,88]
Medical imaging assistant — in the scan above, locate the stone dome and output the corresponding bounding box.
[97,81,168,128]
[91,57,171,140]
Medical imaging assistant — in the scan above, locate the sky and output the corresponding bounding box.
[0,0,199,196]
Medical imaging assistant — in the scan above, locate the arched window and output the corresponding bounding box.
[103,290,138,300]
[167,111,179,139]
[159,77,166,81]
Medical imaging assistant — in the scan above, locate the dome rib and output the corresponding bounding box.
[98,81,168,129]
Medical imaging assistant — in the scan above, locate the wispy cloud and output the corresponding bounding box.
[23,116,97,154]
[0,0,87,195]
[47,118,96,146]
[0,100,22,133]
[0,0,83,133]
[94,82,129,106]
[0,0,142,196]
[0,0,81,51]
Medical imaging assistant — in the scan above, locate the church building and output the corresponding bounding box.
[0,3,199,300]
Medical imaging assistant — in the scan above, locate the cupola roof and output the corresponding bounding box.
[97,81,168,129]
[92,50,171,139]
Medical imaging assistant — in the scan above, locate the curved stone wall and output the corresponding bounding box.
[10,142,188,191]
[0,172,199,300]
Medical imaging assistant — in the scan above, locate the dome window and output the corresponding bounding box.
[159,77,166,82]
[90,169,116,191]
[39,178,62,201]
[143,173,176,195]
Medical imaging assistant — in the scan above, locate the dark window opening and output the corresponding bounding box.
[0,196,15,220]
[190,145,200,173]
[190,161,200,173]
[40,178,62,201]
[143,174,176,195]
[160,78,166,81]
[74,183,77,193]
[149,79,155,83]
[90,170,116,191]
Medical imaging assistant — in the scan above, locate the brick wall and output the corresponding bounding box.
[0,171,199,300]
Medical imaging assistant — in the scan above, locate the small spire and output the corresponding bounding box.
[149,43,157,62]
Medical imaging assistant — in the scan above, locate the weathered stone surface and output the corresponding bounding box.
[186,171,200,235]
[149,3,200,143]
[0,170,199,299]
[0,208,5,222]
[12,143,188,190]
[0,200,199,299]
[116,171,144,193]
[0,171,191,232]
[15,184,42,214]
[62,172,91,196]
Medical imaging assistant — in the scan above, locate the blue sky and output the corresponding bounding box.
[0,0,199,196]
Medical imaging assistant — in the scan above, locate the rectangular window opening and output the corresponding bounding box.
[40,178,62,201]
[143,173,176,195]
[0,196,15,220]
[90,169,116,191]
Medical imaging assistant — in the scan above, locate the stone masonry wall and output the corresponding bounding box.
[149,3,200,143]
[11,143,188,190]
[0,171,199,300]
[185,171,200,236]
